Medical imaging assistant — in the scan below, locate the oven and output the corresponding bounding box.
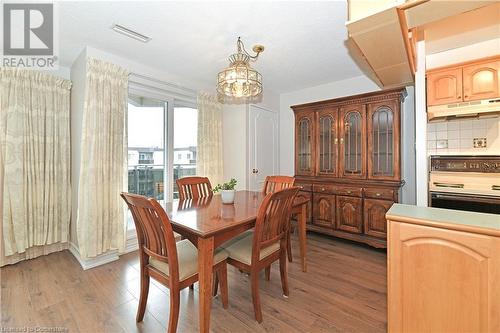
[429,156,500,215]
[430,191,500,214]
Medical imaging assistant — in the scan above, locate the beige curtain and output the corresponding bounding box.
[76,58,128,259]
[197,92,224,186]
[0,68,71,266]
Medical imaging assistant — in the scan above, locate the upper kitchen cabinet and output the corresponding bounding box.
[426,67,463,106]
[427,56,500,108]
[462,59,500,102]
[295,110,315,176]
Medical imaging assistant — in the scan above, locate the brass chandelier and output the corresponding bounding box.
[217,37,264,98]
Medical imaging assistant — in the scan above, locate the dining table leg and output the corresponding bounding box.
[197,236,214,333]
[298,204,307,272]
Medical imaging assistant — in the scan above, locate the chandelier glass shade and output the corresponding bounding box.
[217,38,264,98]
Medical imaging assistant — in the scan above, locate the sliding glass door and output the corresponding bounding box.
[173,107,198,199]
[127,94,167,202]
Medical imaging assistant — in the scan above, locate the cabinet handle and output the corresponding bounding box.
[321,187,325,191]
[376,193,381,197]
[299,186,304,189]
[457,96,461,99]
[334,138,338,144]
[464,95,468,98]
[340,138,344,144]
[347,190,352,194]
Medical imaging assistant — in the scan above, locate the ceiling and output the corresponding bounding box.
[58,1,366,94]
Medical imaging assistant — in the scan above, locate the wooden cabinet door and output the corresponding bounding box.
[339,105,366,179]
[296,191,312,224]
[316,108,338,177]
[363,198,393,239]
[312,194,336,229]
[367,100,400,181]
[388,222,500,333]
[295,111,316,176]
[463,59,500,101]
[427,68,463,106]
[336,195,363,233]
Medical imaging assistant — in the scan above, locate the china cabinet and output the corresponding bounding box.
[292,88,405,248]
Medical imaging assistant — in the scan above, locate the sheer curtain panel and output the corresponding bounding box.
[197,92,224,186]
[76,58,129,259]
[0,68,72,266]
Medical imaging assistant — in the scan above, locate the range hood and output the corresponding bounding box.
[428,98,500,120]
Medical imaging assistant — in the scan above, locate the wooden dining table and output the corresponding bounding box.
[164,190,309,333]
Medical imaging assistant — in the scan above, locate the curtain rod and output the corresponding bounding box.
[128,72,197,95]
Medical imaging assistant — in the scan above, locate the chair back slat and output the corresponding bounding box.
[121,192,180,280]
[176,177,213,200]
[252,187,299,264]
[262,176,295,195]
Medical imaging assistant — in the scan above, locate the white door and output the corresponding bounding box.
[248,105,279,191]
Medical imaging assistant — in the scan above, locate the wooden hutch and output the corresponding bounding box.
[292,88,406,248]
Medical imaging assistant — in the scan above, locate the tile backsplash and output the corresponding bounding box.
[427,117,500,155]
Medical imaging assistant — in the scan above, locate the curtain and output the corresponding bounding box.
[197,92,224,187]
[0,68,71,266]
[76,58,128,259]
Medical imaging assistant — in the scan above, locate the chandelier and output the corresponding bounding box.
[217,37,264,98]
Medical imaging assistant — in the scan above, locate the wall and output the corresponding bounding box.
[427,117,500,155]
[222,90,280,190]
[426,38,500,69]
[279,75,380,176]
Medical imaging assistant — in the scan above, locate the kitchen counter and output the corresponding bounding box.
[386,203,500,237]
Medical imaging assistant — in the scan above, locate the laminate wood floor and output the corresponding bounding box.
[1,233,387,333]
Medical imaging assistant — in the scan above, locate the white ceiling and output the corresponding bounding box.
[59,1,366,94]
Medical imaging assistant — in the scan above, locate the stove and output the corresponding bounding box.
[429,156,500,214]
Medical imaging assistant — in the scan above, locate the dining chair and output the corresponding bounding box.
[121,192,229,333]
[221,187,300,323]
[176,176,213,201]
[262,175,296,268]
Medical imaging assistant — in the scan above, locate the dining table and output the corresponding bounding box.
[164,190,310,333]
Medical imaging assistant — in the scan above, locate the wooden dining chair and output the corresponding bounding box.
[121,192,229,333]
[262,175,296,266]
[176,176,213,201]
[221,187,300,323]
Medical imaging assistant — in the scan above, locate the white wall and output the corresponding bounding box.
[279,75,380,176]
[222,90,280,190]
[426,38,500,69]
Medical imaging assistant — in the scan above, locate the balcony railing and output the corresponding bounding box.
[128,163,197,200]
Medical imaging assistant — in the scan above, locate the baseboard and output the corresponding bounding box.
[69,242,120,270]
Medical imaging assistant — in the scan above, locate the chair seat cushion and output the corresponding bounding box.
[149,239,228,281]
[221,231,280,266]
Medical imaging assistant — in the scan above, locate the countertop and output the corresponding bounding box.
[386,204,500,236]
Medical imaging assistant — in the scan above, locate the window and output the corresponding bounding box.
[173,107,198,198]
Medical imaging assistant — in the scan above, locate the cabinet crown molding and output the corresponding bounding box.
[291,88,407,112]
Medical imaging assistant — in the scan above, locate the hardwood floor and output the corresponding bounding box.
[1,233,387,333]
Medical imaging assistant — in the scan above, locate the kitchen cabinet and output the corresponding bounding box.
[292,88,405,248]
[426,56,500,107]
[426,67,463,106]
[463,59,500,101]
[387,204,500,332]
[336,196,363,233]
